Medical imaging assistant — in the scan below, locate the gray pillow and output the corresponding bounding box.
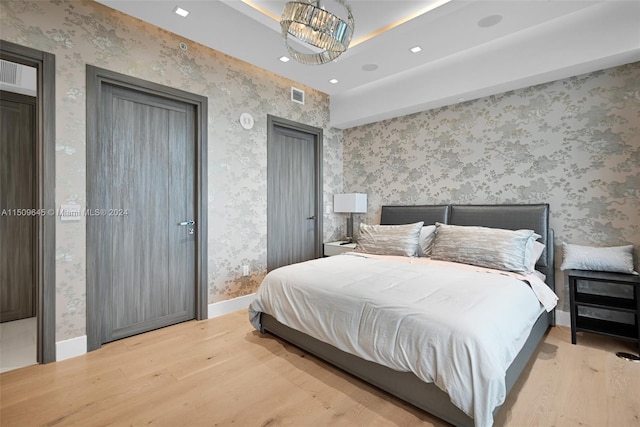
[355,221,424,257]
[419,225,437,257]
[431,223,540,273]
[560,242,638,274]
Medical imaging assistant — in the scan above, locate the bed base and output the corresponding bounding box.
[261,311,550,427]
[258,204,556,426]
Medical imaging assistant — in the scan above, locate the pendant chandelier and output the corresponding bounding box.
[280,0,355,65]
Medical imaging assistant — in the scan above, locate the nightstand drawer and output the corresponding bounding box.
[567,269,640,353]
[324,241,356,256]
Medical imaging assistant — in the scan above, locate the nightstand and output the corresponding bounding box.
[324,241,357,256]
[567,269,640,354]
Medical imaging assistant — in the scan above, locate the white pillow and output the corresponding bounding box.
[560,243,638,275]
[418,225,437,257]
[527,241,546,272]
[355,221,424,257]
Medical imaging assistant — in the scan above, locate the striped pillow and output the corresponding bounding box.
[431,223,540,273]
[355,221,424,257]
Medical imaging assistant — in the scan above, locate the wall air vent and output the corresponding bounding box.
[0,60,20,85]
[0,60,36,97]
[291,87,305,105]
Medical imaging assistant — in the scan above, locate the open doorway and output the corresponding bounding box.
[0,60,37,372]
[0,40,56,368]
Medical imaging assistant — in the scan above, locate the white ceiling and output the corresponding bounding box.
[96,0,640,129]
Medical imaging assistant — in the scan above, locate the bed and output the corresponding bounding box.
[249,204,556,427]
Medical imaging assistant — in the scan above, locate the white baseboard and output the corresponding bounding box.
[555,309,570,327]
[56,335,87,361]
[208,293,255,319]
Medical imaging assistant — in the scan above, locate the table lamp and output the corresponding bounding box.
[334,193,367,243]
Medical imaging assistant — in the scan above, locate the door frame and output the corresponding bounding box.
[86,65,208,351]
[0,40,56,363]
[267,115,323,268]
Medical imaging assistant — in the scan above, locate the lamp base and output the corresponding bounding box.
[345,213,354,244]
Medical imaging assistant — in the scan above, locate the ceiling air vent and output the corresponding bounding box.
[291,87,305,105]
[0,60,20,85]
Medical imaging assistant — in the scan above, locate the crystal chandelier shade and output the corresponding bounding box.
[280,0,355,65]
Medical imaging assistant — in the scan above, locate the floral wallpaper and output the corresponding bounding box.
[2,0,638,344]
[343,62,640,311]
[0,0,344,341]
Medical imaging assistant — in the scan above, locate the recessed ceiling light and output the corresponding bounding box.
[329,78,338,84]
[478,14,503,28]
[173,6,189,17]
[410,46,422,53]
[279,56,290,63]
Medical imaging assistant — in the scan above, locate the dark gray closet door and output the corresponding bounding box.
[96,84,196,343]
[0,92,36,323]
[267,124,318,271]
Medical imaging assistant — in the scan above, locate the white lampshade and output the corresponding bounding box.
[334,193,367,213]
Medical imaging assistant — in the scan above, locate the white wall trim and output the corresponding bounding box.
[56,335,87,361]
[556,309,570,327]
[208,293,255,319]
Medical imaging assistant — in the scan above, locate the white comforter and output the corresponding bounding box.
[249,253,557,427]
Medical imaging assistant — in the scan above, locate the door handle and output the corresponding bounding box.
[306,216,316,220]
[179,220,195,235]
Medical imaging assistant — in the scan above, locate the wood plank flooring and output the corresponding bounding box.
[1,310,639,426]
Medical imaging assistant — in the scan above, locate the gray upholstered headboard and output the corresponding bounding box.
[380,204,555,298]
[380,205,450,226]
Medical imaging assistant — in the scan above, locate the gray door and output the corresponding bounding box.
[0,91,36,323]
[267,117,322,271]
[93,83,196,343]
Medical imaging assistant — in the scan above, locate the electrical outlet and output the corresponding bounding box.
[242,265,249,276]
[325,203,331,214]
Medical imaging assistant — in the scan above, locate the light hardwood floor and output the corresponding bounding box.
[1,310,639,426]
